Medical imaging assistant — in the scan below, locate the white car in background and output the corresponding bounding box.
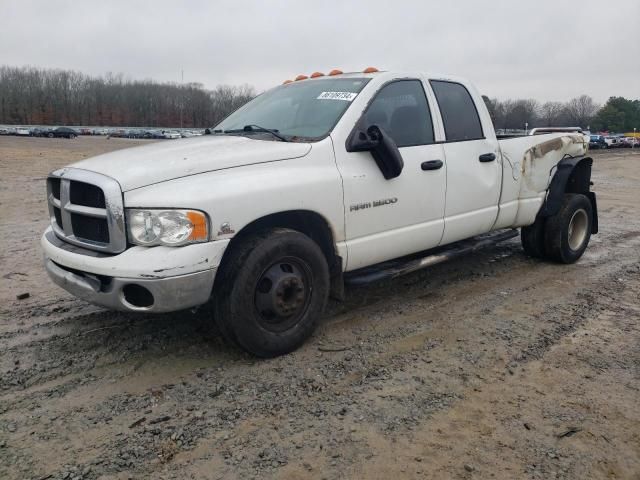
[604,137,623,148]
[16,127,31,136]
[163,130,181,139]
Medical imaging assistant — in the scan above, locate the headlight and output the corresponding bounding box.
[126,209,209,246]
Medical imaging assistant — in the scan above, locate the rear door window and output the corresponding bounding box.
[430,80,484,142]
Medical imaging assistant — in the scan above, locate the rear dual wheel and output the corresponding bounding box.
[521,193,593,264]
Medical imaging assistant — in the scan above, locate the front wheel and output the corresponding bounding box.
[213,228,330,357]
[544,194,593,264]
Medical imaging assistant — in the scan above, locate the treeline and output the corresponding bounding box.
[483,95,640,132]
[0,66,255,127]
[2,65,638,132]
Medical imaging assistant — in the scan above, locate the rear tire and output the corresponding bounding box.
[213,228,330,357]
[544,194,592,264]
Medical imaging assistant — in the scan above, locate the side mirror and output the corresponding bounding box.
[347,125,404,180]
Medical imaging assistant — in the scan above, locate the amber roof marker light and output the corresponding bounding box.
[328,69,343,76]
[363,67,379,73]
[282,79,293,84]
[310,72,325,78]
[295,74,308,81]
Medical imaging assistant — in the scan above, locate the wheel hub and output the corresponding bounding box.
[568,208,588,251]
[254,259,311,330]
[273,275,305,316]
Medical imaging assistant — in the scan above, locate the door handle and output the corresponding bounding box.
[479,153,496,162]
[421,160,443,171]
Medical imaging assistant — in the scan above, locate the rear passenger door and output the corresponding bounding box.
[430,80,502,244]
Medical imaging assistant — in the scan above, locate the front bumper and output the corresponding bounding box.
[45,259,216,312]
[41,227,229,312]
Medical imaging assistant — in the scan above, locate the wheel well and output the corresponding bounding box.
[217,210,344,299]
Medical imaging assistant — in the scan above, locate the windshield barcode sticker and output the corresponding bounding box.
[317,91,358,101]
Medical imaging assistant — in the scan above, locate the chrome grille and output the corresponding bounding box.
[47,168,126,253]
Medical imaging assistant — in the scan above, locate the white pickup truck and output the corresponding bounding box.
[42,69,598,357]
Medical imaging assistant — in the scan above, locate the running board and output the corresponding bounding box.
[345,229,519,286]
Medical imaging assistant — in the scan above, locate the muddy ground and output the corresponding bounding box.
[0,136,639,480]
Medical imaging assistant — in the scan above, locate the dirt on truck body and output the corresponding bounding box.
[1,136,639,480]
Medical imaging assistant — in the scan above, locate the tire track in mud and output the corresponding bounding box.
[3,233,639,480]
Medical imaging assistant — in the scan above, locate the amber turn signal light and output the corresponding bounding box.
[186,211,209,242]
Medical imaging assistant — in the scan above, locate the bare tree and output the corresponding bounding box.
[0,65,256,127]
[539,101,564,127]
[564,95,599,128]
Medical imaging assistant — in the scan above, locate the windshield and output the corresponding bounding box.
[216,77,370,141]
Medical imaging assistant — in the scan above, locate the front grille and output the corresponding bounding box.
[53,207,63,229]
[47,169,126,253]
[70,181,106,208]
[50,177,61,199]
[71,213,110,243]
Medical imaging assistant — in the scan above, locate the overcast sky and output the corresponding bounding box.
[2,0,638,103]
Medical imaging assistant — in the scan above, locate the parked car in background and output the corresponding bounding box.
[126,130,145,139]
[619,137,634,148]
[143,130,166,139]
[50,127,79,139]
[604,137,623,148]
[16,127,31,136]
[163,130,181,139]
[589,135,607,149]
[0,127,11,135]
[31,127,53,137]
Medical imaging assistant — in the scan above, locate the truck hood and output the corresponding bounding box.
[70,136,312,191]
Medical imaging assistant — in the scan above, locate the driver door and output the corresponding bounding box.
[333,79,446,271]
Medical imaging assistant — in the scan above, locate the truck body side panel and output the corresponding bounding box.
[494,133,587,229]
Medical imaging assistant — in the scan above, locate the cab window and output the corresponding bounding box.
[364,80,435,148]
[430,80,484,142]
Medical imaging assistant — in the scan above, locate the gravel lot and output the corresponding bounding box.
[1,136,639,480]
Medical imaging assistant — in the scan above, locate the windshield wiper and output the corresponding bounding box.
[223,125,288,142]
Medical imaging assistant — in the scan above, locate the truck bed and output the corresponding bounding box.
[498,132,587,198]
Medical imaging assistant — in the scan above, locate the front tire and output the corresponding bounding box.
[213,228,330,357]
[544,194,592,264]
